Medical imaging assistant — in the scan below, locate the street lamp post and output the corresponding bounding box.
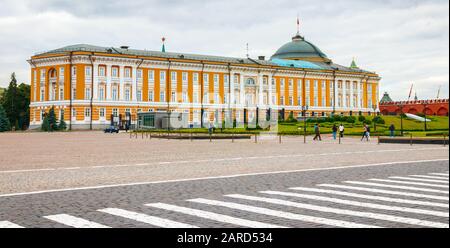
[372,104,377,131]
[399,103,404,136]
[422,102,428,131]
[302,105,309,143]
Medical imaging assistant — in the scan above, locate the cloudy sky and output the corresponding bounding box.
[0,0,448,100]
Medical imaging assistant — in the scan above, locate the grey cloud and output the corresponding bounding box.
[0,0,448,100]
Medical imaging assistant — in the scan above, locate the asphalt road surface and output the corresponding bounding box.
[0,159,448,228]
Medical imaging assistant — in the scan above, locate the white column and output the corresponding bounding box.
[357,79,361,109]
[342,80,348,108]
[334,79,338,109]
[268,74,273,106]
[350,80,354,108]
[258,74,263,106]
[119,66,125,101]
[230,72,235,107]
[93,63,99,100]
[106,65,112,101]
[132,66,137,102]
[240,73,245,105]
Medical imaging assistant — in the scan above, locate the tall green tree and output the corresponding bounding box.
[0,73,30,130]
[0,104,10,132]
[47,107,58,131]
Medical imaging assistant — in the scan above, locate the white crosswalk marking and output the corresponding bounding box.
[345,181,449,194]
[260,190,449,217]
[290,187,449,208]
[187,198,379,228]
[0,221,24,228]
[98,208,198,228]
[410,175,449,180]
[319,184,449,201]
[43,214,110,228]
[368,179,449,188]
[225,194,449,228]
[146,203,286,228]
[429,173,449,176]
[390,176,449,184]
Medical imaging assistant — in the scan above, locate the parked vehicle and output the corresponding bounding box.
[104,126,119,133]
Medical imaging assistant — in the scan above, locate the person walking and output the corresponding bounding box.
[361,125,368,141]
[313,123,322,141]
[389,124,395,138]
[339,124,345,138]
[366,125,371,141]
[332,124,338,140]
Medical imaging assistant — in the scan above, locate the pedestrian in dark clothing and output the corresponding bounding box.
[313,123,322,141]
[389,124,395,138]
[332,124,338,140]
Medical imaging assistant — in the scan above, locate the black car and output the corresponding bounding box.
[104,126,119,133]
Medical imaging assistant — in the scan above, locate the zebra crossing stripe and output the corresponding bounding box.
[429,173,449,176]
[43,214,110,228]
[0,221,24,228]
[368,179,449,188]
[260,190,449,217]
[225,194,449,228]
[410,175,449,180]
[98,208,198,228]
[344,181,449,194]
[389,176,449,184]
[187,198,379,228]
[319,184,449,201]
[146,203,285,228]
[289,187,449,208]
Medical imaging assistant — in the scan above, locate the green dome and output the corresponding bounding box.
[271,34,329,62]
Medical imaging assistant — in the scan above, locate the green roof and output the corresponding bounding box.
[380,92,393,103]
[271,34,328,60]
[34,44,373,73]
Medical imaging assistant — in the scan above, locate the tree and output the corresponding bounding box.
[0,105,10,132]
[47,107,58,131]
[0,73,30,130]
[41,114,50,131]
[58,111,67,131]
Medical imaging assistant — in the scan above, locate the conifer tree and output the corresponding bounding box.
[0,105,10,132]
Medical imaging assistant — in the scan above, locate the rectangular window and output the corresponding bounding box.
[71,66,76,77]
[160,91,165,102]
[289,79,293,87]
[193,73,199,83]
[280,96,284,105]
[214,74,219,86]
[33,70,37,82]
[148,90,154,102]
[99,108,105,118]
[59,88,64,100]
[160,71,166,82]
[85,66,92,77]
[124,68,131,78]
[99,66,105,77]
[148,70,155,82]
[137,69,142,79]
[99,86,105,100]
[182,72,188,83]
[171,71,177,82]
[137,90,142,101]
[112,67,118,78]
[182,92,187,103]
[224,75,229,84]
[289,96,293,105]
[203,73,209,83]
[125,88,131,101]
[84,108,91,118]
[112,87,118,101]
[193,92,198,103]
[280,78,285,87]
[112,108,118,117]
[59,67,65,78]
[85,88,91,100]
[171,91,176,102]
[72,88,76,100]
[40,88,45,101]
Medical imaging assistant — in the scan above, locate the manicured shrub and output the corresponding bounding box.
[358,115,366,122]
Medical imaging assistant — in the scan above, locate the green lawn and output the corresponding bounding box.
[138,115,449,137]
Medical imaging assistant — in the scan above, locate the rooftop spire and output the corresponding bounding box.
[350,57,359,69]
[161,37,166,53]
[292,15,304,41]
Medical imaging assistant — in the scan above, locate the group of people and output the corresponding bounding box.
[313,123,345,141]
[312,123,396,142]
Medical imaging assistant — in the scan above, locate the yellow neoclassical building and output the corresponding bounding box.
[28,31,380,130]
